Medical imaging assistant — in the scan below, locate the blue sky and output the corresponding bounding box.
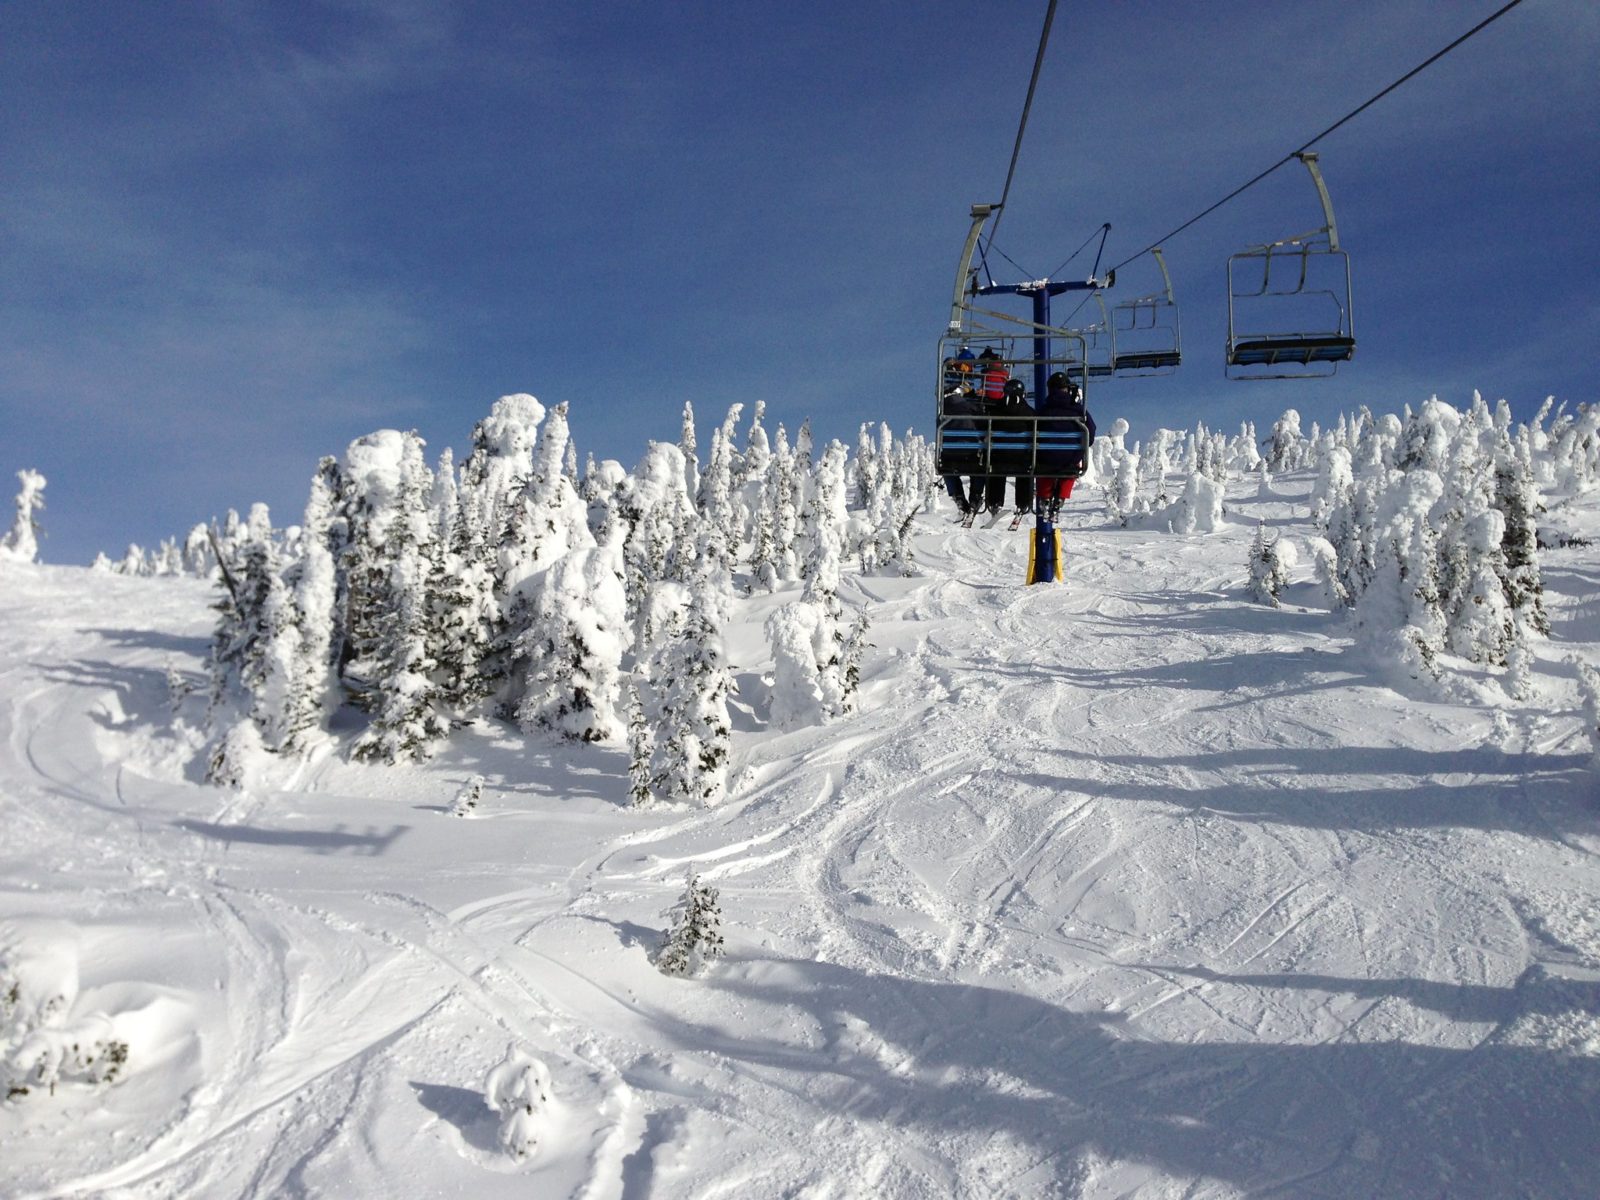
[3,1,1595,563]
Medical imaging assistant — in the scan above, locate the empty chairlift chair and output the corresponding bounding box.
[1226,153,1355,380]
[1111,247,1182,376]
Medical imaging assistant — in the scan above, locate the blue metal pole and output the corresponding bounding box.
[1031,288,1050,402]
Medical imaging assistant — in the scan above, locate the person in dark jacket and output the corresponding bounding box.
[1001,376,1035,517]
[1035,372,1096,517]
[940,383,985,516]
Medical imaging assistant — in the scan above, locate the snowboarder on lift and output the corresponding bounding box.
[1034,372,1095,520]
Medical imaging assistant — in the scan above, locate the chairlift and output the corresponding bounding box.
[1111,248,1182,375]
[1069,294,1117,379]
[1226,152,1355,380]
[935,204,1098,481]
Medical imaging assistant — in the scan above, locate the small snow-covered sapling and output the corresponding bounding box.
[452,775,485,817]
[655,871,726,977]
[484,1046,554,1159]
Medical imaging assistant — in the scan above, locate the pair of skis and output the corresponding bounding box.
[957,507,1029,531]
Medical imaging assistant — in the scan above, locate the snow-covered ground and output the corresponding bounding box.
[3,473,1598,1198]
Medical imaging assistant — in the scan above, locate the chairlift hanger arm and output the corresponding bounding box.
[1297,152,1341,251]
[950,204,999,332]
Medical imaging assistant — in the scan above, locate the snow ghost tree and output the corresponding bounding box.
[655,871,725,977]
[515,517,627,743]
[641,579,734,806]
[484,1046,555,1160]
[1246,523,1298,608]
[0,469,46,563]
[768,441,868,727]
[351,432,451,763]
[451,775,485,817]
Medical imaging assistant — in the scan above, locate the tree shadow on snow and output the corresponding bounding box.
[410,1082,500,1153]
[986,647,1356,711]
[693,956,1599,1196]
[1130,962,1600,1025]
[36,659,177,733]
[174,819,410,856]
[87,626,210,659]
[1015,743,1593,838]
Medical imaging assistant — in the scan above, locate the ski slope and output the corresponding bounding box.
[3,473,1598,1198]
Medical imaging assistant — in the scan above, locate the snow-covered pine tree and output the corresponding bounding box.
[743,400,771,491]
[456,394,546,558]
[451,775,484,817]
[352,433,450,763]
[696,404,744,570]
[768,441,866,724]
[1265,409,1306,472]
[679,400,700,501]
[620,442,700,653]
[1363,469,1448,677]
[495,402,596,715]
[644,577,733,807]
[515,518,628,743]
[0,470,46,564]
[1246,522,1298,608]
[563,436,579,486]
[484,1047,554,1159]
[1307,536,1350,609]
[748,469,782,593]
[655,871,725,977]
[207,505,277,719]
[338,431,412,712]
[1572,658,1600,761]
[256,469,341,756]
[625,682,654,807]
[182,523,213,578]
[855,422,879,511]
[1495,425,1550,639]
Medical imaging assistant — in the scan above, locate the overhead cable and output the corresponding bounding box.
[981,0,1059,266]
[1108,0,1529,274]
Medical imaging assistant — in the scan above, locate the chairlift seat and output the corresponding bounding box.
[1229,334,1355,367]
[1113,349,1182,373]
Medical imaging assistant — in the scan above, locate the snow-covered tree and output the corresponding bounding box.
[515,519,627,743]
[642,579,734,806]
[352,433,450,763]
[696,404,744,571]
[452,775,484,817]
[256,469,340,756]
[679,401,700,500]
[655,872,725,977]
[1246,523,1297,608]
[484,1046,554,1160]
[1265,409,1306,472]
[1572,658,1600,762]
[0,469,46,564]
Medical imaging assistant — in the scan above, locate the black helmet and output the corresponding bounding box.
[1003,378,1026,403]
[978,347,1000,361]
[1047,371,1069,391]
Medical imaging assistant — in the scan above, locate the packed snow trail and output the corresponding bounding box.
[3,475,1598,1198]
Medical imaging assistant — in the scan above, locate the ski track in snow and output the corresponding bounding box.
[4,476,1600,1198]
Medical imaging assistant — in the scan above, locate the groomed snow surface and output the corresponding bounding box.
[3,471,1598,1199]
